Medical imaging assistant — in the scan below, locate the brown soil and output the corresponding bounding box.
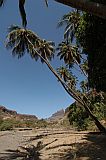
[0,128,106,160]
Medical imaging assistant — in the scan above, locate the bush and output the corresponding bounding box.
[24,120,37,128]
[35,119,48,128]
[0,118,48,131]
[0,120,13,131]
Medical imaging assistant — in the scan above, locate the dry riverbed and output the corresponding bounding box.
[0,128,106,160]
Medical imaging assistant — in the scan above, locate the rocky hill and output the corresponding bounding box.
[0,105,38,121]
[48,109,65,121]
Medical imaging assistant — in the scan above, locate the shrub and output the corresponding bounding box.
[0,120,13,131]
[35,119,48,128]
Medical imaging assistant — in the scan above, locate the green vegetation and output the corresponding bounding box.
[68,102,106,130]
[35,119,48,128]
[0,119,13,131]
[57,0,106,132]
[76,12,106,92]
[0,118,49,131]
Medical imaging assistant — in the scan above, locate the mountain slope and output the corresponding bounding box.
[0,105,38,121]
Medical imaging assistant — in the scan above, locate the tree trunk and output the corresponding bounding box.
[27,37,106,134]
[83,103,106,133]
[55,0,106,20]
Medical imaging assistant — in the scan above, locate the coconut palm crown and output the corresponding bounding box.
[57,41,81,68]
[57,66,77,89]
[57,66,70,82]
[5,25,55,62]
[37,39,55,63]
[58,10,80,42]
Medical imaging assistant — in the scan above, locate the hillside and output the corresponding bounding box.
[0,106,106,160]
[47,109,65,121]
[0,105,38,121]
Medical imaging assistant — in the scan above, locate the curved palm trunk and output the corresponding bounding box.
[45,61,106,133]
[55,0,106,20]
[46,61,106,132]
[26,37,82,104]
[19,0,27,28]
[26,37,106,133]
[83,103,106,133]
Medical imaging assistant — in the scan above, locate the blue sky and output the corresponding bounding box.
[0,0,75,119]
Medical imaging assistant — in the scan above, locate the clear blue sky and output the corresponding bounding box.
[0,0,75,119]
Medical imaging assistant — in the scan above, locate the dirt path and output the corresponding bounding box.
[0,128,106,160]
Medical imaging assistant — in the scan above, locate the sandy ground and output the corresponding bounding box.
[0,128,106,160]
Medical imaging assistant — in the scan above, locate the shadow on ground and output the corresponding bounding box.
[62,133,106,160]
[0,145,41,160]
[0,132,106,160]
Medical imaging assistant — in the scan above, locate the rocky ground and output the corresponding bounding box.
[0,128,106,160]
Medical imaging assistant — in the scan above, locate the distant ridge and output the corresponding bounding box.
[48,109,65,121]
[0,105,38,121]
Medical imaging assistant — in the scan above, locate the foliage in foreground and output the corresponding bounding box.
[68,101,106,131]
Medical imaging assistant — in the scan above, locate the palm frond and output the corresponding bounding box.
[6,25,40,59]
[5,25,55,63]
[80,60,89,74]
[37,39,55,63]
[57,41,81,67]
[57,12,72,28]
[57,66,70,82]
[58,10,80,42]
[8,25,21,32]
[57,19,68,28]
[57,66,76,88]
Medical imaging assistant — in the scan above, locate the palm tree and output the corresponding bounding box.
[58,10,80,42]
[37,39,55,63]
[80,80,89,93]
[57,66,70,82]
[6,25,55,64]
[58,14,88,77]
[57,66,76,89]
[6,25,41,59]
[80,60,89,74]
[57,41,81,68]
[5,25,106,133]
[55,0,106,20]
[5,25,83,103]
